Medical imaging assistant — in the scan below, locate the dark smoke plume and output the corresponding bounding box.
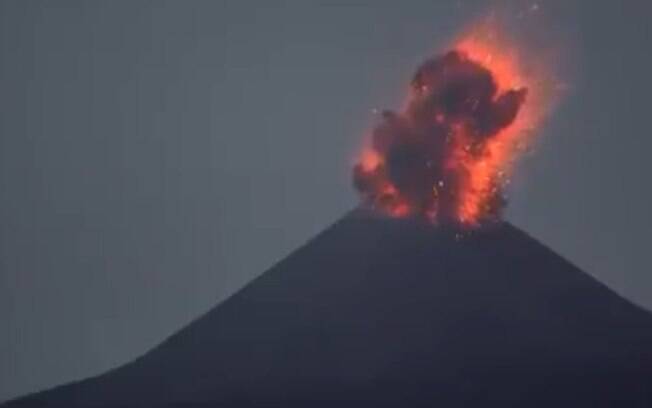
[353,50,527,225]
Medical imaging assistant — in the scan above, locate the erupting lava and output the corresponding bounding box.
[353,23,551,227]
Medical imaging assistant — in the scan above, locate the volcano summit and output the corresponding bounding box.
[4,209,652,407]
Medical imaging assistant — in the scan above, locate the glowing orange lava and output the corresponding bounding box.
[353,20,554,227]
[452,26,547,225]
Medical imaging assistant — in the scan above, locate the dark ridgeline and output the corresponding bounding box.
[4,208,652,407]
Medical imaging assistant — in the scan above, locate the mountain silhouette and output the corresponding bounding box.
[5,208,652,407]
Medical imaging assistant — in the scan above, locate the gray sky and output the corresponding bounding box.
[1,0,651,402]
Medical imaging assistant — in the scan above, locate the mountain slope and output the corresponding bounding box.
[5,208,652,407]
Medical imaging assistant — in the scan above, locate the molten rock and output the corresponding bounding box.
[353,50,528,226]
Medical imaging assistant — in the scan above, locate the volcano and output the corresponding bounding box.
[4,209,652,407]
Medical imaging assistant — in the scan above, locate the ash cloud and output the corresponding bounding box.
[353,50,527,225]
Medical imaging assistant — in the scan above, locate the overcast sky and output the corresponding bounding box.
[2,0,652,402]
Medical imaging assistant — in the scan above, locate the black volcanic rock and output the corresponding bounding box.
[5,209,652,407]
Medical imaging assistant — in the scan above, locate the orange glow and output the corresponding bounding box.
[360,149,383,172]
[352,18,557,227]
[391,201,411,217]
[452,22,550,225]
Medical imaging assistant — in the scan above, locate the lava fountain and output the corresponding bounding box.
[353,22,555,227]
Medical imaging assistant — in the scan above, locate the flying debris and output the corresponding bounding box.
[353,24,552,227]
